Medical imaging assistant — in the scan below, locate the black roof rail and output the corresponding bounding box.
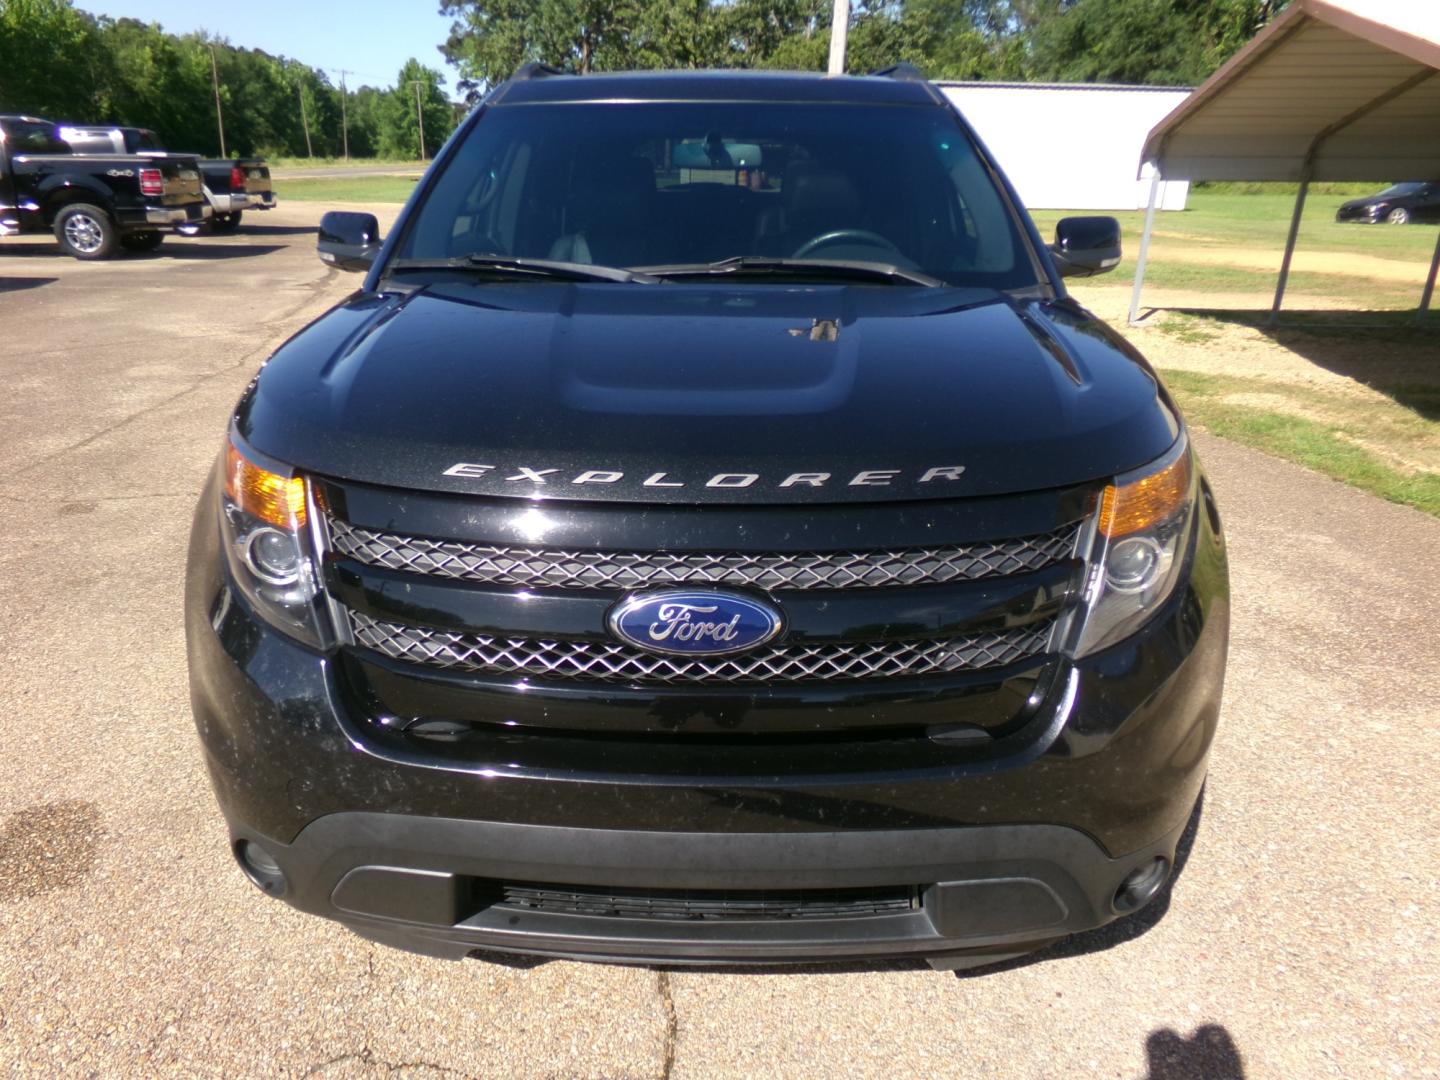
[511,62,566,82]
[869,63,927,82]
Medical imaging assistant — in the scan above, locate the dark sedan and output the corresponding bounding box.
[1335,182,1440,225]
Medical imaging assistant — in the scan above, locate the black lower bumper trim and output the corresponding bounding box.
[235,809,1192,966]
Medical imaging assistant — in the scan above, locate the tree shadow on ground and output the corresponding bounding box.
[1144,1024,1246,1079]
[0,276,57,292]
[1171,307,1440,421]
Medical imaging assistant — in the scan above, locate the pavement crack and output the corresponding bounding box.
[300,1046,465,1077]
[656,970,678,1080]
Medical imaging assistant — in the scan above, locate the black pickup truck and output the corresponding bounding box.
[186,67,1229,972]
[0,115,207,257]
[59,125,275,233]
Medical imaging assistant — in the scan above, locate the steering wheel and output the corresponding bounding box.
[791,229,902,259]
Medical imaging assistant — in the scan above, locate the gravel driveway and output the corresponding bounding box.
[1,206,1436,1078]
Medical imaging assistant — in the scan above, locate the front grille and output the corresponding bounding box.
[328,518,1078,591]
[349,610,1053,684]
[495,881,920,921]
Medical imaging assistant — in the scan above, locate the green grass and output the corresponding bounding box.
[277,175,421,202]
[1032,192,1439,263]
[265,155,420,169]
[1161,369,1440,517]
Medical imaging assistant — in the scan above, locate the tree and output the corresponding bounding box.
[1025,0,1289,85]
[380,59,453,159]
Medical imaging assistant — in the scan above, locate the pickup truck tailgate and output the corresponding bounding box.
[157,157,204,206]
[239,160,271,195]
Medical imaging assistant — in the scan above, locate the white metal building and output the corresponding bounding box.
[939,82,1192,211]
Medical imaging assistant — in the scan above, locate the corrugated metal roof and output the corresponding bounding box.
[1141,0,1440,181]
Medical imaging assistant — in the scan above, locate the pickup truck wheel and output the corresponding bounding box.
[120,231,165,253]
[211,211,243,234]
[54,203,119,260]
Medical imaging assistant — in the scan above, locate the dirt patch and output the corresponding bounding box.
[1146,244,1433,284]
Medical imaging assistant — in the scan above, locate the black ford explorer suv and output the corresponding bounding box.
[185,67,1229,971]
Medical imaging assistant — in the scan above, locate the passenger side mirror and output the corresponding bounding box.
[318,211,382,273]
[1049,216,1122,278]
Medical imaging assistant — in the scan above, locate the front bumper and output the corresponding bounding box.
[186,478,1229,966]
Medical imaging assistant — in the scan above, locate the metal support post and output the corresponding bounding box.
[1270,178,1309,326]
[1128,170,1161,326]
[1418,230,1440,324]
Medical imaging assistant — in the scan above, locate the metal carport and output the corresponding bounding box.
[1127,0,1440,325]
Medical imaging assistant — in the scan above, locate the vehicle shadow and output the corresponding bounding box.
[0,276,58,292]
[1170,306,1440,421]
[145,243,286,261]
[1143,1023,1246,1079]
[221,224,317,237]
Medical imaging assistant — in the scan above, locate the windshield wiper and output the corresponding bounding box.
[388,254,656,284]
[638,256,944,288]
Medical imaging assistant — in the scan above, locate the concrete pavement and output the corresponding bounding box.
[1,206,1437,1078]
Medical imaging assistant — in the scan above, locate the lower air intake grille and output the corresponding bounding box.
[348,610,1054,684]
[496,882,920,921]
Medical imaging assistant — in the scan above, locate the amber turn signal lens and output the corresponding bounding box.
[225,443,307,529]
[1098,450,1191,538]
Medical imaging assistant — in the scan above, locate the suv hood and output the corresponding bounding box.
[240,282,1177,505]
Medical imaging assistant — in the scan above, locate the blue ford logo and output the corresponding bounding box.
[608,591,784,656]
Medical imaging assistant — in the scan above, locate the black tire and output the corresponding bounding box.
[120,231,165,253]
[53,203,119,260]
[1386,207,1411,225]
[211,211,243,234]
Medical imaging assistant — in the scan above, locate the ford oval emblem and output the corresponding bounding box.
[608,591,784,657]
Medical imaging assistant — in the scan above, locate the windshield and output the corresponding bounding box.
[396,102,1040,289]
[1375,183,1426,198]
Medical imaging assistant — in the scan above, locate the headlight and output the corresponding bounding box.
[216,434,331,648]
[1071,435,1196,658]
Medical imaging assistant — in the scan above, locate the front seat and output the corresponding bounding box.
[549,157,657,267]
[754,162,862,256]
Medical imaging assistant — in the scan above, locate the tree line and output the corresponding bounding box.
[439,0,1291,100]
[0,0,455,158]
[2,0,1288,159]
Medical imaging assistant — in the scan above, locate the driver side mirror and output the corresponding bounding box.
[1049,216,1121,278]
[318,211,382,273]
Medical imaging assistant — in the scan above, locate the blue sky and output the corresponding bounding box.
[80,1,460,94]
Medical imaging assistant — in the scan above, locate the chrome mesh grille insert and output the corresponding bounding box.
[348,610,1053,684]
[328,518,1079,591]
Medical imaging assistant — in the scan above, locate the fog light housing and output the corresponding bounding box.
[235,839,287,896]
[1112,856,1169,914]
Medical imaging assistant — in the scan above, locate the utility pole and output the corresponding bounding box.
[337,69,350,160]
[827,0,849,75]
[297,80,313,158]
[209,46,227,156]
[409,80,427,160]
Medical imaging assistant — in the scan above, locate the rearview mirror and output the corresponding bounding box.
[1049,216,1121,278]
[317,211,381,273]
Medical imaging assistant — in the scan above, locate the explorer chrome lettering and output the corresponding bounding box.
[442,463,966,488]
